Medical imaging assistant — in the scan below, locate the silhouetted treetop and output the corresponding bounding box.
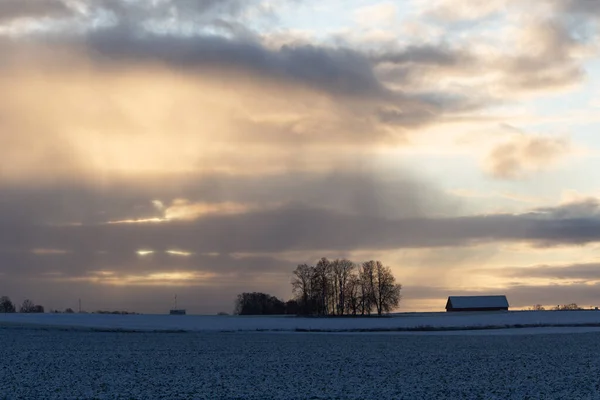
[0,296,16,313]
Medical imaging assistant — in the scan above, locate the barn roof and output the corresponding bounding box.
[446,295,509,309]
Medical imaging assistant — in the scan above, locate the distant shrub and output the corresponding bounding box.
[553,303,582,311]
[32,305,44,313]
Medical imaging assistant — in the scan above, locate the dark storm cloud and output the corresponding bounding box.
[100,0,241,15]
[558,0,600,15]
[0,184,162,226]
[0,0,391,102]
[80,29,387,99]
[86,0,247,27]
[0,0,73,22]
[0,248,288,279]
[3,200,600,262]
[532,198,600,219]
[376,108,437,127]
[372,45,471,67]
[0,168,454,227]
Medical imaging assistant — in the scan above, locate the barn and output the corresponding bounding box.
[445,295,509,312]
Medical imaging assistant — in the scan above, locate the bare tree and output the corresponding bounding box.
[314,258,331,315]
[359,261,376,315]
[345,274,360,315]
[292,264,314,315]
[20,299,36,313]
[330,259,340,315]
[332,259,354,315]
[372,261,402,316]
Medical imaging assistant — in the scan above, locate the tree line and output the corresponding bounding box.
[235,258,402,316]
[0,296,44,313]
[1,296,141,315]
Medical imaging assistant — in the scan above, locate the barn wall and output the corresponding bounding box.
[446,307,508,312]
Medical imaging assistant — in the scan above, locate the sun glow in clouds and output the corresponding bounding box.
[61,271,216,286]
[104,199,254,226]
[166,250,193,256]
[163,200,250,220]
[92,270,115,276]
[107,218,165,225]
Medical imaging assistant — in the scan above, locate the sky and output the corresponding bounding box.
[1,0,600,314]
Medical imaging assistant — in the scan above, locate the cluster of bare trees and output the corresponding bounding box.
[292,258,402,316]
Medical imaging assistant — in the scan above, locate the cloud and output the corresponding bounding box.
[0,0,73,23]
[0,165,456,231]
[81,31,387,99]
[370,0,600,106]
[0,247,289,281]
[533,197,600,219]
[1,29,492,200]
[484,132,570,179]
[0,53,373,183]
[557,0,600,16]
[0,0,590,166]
[424,0,515,22]
[3,197,600,264]
[373,44,471,67]
[501,18,587,92]
[354,2,398,27]
[483,262,600,282]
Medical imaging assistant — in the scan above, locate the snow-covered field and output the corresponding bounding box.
[1,310,600,333]
[1,327,600,399]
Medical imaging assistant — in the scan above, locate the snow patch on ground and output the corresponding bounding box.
[2,310,600,335]
[1,328,600,399]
